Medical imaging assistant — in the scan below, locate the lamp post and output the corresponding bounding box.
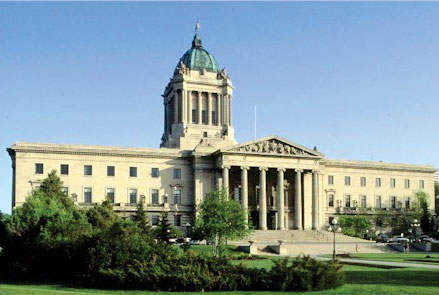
[329,218,340,260]
[411,219,420,242]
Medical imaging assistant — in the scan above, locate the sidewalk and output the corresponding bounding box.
[316,256,439,269]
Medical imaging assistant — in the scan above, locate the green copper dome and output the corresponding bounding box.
[177,34,221,73]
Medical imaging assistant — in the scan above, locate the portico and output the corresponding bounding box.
[216,136,323,230]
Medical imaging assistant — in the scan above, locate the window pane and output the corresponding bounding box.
[107,188,115,203]
[328,194,334,207]
[345,195,351,208]
[62,187,69,195]
[345,176,350,186]
[60,164,69,175]
[130,167,137,177]
[174,168,181,179]
[107,166,115,176]
[84,188,92,203]
[202,110,207,123]
[152,215,159,225]
[129,189,137,204]
[151,168,159,178]
[361,177,366,187]
[84,165,92,176]
[152,189,159,204]
[35,163,44,174]
[173,189,181,204]
[328,175,333,185]
[174,215,181,226]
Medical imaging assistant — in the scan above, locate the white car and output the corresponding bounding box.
[391,236,409,243]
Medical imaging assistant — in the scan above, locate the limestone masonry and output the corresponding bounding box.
[7,33,436,231]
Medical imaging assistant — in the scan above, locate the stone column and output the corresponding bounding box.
[259,167,268,230]
[277,168,285,230]
[312,170,319,230]
[182,89,186,123]
[241,167,249,223]
[164,102,168,135]
[216,94,221,125]
[303,172,312,229]
[294,169,303,230]
[222,166,230,192]
[188,90,192,123]
[197,92,202,124]
[207,92,212,125]
[229,95,232,126]
[173,93,178,124]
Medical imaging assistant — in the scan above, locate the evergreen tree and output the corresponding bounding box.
[134,200,151,233]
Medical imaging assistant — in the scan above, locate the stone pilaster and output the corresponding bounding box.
[294,169,303,230]
[277,168,285,230]
[241,166,249,223]
[312,170,319,230]
[222,165,230,192]
[259,167,268,230]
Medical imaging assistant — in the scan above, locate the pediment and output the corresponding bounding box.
[220,135,323,158]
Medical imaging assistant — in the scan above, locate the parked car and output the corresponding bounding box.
[376,234,390,243]
[417,235,435,243]
[390,236,409,243]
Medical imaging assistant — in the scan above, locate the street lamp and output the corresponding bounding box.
[411,219,420,242]
[328,218,340,260]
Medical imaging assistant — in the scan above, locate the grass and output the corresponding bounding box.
[2,261,439,295]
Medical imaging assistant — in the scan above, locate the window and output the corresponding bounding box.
[360,177,366,187]
[211,111,216,124]
[151,168,159,178]
[390,178,396,188]
[84,187,92,203]
[62,187,69,196]
[375,178,381,187]
[390,196,396,209]
[151,215,159,226]
[375,196,382,208]
[345,195,351,208]
[419,180,425,189]
[60,164,69,175]
[174,168,181,179]
[360,195,367,208]
[107,188,115,203]
[405,197,411,209]
[202,110,207,123]
[192,109,197,123]
[107,166,115,176]
[173,189,181,204]
[328,175,334,185]
[404,179,410,189]
[129,167,137,177]
[174,215,182,226]
[344,176,350,186]
[328,194,334,207]
[203,131,208,138]
[151,189,159,204]
[129,189,137,204]
[84,165,92,176]
[35,163,44,174]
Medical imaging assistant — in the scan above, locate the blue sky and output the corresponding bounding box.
[1,2,438,213]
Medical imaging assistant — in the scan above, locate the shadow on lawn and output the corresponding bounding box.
[347,269,439,287]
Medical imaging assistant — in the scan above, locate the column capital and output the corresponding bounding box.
[295,169,303,173]
[259,167,268,172]
[277,168,286,172]
[312,169,320,174]
[221,165,231,170]
[240,166,250,171]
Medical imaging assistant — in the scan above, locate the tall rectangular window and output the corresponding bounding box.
[202,110,207,123]
[211,111,216,124]
[173,189,181,204]
[345,195,351,208]
[151,215,159,226]
[360,177,366,187]
[328,194,334,207]
[107,188,115,203]
[344,176,350,186]
[192,109,197,123]
[390,178,396,188]
[35,163,44,174]
[360,195,367,208]
[174,215,181,226]
[62,187,69,196]
[84,165,92,176]
[375,178,381,187]
[151,189,159,204]
[151,168,159,178]
[84,187,92,203]
[129,189,137,204]
[107,166,115,177]
[129,167,137,177]
[405,197,411,209]
[375,196,382,208]
[328,175,334,185]
[174,168,181,179]
[404,179,410,189]
[60,164,69,175]
[390,196,396,209]
[419,180,424,189]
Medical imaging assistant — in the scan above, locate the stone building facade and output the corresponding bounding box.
[7,33,436,231]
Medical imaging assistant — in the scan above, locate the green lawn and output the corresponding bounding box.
[2,261,439,295]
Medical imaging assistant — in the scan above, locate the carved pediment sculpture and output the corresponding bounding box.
[233,139,313,156]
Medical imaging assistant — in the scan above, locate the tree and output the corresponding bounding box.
[193,189,252,257]
[134,200,151,233]
[86,199,119,231]
[338,215,372,238]
[154,211,182,242]
[412,190,431,234]
[435,182,439,215]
